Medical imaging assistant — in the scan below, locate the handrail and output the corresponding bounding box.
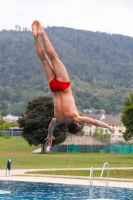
[89,167,93,186]
[100,162,109,187]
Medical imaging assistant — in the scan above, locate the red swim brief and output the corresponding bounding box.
[49,78,70,92]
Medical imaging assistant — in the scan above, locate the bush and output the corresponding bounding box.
[0,132,11,139]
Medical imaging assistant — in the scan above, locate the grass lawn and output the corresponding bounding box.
[26,169,133,179]
[0,137,133,175]
[0,136,40,152]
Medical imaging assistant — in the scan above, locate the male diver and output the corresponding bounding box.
[31,20,114,146]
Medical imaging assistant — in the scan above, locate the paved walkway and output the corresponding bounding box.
[0,168,133,188]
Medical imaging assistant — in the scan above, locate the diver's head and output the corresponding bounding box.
[67,122,81,134]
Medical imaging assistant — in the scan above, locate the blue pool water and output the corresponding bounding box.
[0,181,133,199]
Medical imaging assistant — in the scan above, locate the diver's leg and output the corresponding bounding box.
[35,20,69,82]
[32,21,55,82]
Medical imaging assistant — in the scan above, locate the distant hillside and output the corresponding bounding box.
[0,27,133,115]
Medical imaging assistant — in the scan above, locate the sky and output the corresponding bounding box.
[0,0,133,37]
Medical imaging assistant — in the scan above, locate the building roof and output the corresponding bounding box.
[84,113,122,124]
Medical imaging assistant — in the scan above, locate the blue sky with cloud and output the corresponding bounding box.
[0,0,133,37]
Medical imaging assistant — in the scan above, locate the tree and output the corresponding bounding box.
[18,96,68,152]
[121,93,133,141]
[0,104,16,138]
[0,106,5,135]
[93,127,111,143]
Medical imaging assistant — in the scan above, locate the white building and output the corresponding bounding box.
[3,113,19,123]
[83,113,126,142]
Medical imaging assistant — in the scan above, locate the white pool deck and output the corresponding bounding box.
[0,168,133,189]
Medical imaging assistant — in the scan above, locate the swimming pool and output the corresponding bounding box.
[0,180,133,199]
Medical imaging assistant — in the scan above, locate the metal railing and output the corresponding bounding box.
[100,162,109,187]
[89,167,93,186]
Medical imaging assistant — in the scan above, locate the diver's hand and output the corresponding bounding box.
[45,134,55,146]
[109,127,114,134]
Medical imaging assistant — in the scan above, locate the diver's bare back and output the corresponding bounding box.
[54,87,79,123]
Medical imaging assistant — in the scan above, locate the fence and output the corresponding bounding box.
[3,129,22,136]
[51,135,133,154]
[3,131,133,154]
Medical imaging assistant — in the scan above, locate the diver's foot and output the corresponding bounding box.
[31,20,38,37]
[37,20,45,35]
